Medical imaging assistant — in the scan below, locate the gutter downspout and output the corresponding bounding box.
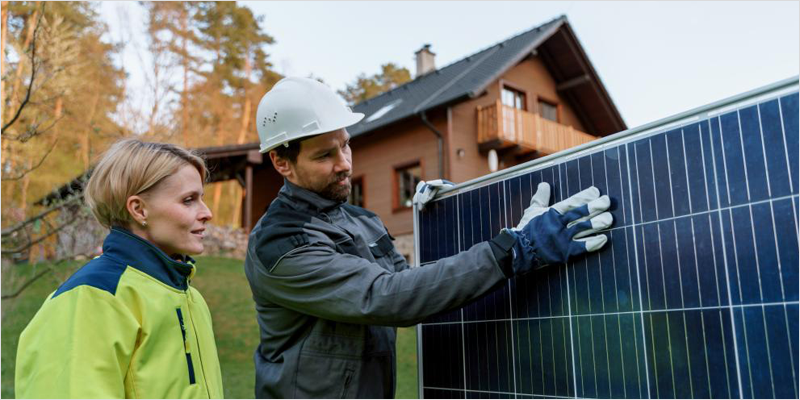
[419,110,445,179]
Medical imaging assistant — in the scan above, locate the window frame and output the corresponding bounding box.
[500,81,528,111]
[392,159,424,213]
[536,95,560,123]
[347,175,366,208]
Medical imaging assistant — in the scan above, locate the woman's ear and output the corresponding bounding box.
[126,195,148,227]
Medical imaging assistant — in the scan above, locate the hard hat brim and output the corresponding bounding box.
[259,112,364,153]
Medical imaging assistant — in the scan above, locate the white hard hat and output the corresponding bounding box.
[256,77,364,153]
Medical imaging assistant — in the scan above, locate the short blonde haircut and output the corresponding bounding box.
[85,139,208,228]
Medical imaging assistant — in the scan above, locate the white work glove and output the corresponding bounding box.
[413,179,454,210]
[505,182,613,274]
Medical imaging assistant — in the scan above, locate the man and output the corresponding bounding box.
[244,77,613,398]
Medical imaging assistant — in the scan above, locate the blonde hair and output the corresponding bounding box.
[85,139,208,228]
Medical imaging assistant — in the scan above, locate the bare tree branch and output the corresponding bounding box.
[1,136,58,180]
[2,3,45,132]
[2,215,78,254]
[1,195,82,237]
[3,113,64,142]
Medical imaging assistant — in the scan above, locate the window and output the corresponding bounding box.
[501,86,526,110]
[538,99,558,122]
[348,177,365,207]
[395,162,421,209]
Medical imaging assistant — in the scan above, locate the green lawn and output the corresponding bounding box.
[2,256,418,399]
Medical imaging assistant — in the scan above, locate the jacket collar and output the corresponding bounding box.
[103,227,196,290]
[278,178,343,214]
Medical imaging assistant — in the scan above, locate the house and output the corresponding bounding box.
[40,15,626,264]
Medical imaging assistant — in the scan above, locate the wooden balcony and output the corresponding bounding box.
[477,100,596,156]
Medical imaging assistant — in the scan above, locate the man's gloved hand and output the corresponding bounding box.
[413,179,455,210]
[503,182,613,276]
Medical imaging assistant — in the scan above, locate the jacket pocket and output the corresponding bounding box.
[339,368,355,398]
[175,308,196,385]
[368,233,394,258]
[295,353,359,398]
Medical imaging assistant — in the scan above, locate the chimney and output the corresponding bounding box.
[415,44,436,78]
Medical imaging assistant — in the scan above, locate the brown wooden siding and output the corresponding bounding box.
[351,112,446,236]
[449,55,590,184]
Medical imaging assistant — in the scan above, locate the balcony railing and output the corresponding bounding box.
[477,100,596,155]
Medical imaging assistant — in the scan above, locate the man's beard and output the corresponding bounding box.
[316,172,351,202]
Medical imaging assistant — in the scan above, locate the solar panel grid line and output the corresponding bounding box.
[504,180,521,398]
[736,111,754,202]
[744,205,778,398]
[619,138,651,399]
[626,140,655,400]
[705,112,747,399]
[655,134,683,398]
[681,127,716,397]
[564,165,583,397]
[418,301,800,326]
[590,154,614,399]
[775,99,794,194]
[601,152,629,399]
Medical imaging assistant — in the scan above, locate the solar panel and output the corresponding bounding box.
[413,77,799,399]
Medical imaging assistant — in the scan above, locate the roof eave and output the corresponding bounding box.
[559,22,627,132]
[468,16,567,98]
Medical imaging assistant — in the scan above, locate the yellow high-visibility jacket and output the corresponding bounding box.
[15,227,224,399]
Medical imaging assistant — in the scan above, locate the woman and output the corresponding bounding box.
[15,139,224,398]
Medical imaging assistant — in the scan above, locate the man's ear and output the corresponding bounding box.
[269,150,294,179]
[126,195,148,226]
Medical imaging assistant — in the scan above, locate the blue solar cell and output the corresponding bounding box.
[720,111,750,206]
[759,99,793,198]
[738,105,770,203]
[651,133,676,219]
[416,85,799,399]
[666,128,691,217]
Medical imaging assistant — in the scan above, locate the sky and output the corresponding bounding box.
[100,1,799,129]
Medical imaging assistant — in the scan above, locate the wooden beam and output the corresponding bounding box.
[247,149,263,164]
[556,74,591,92]
[244,164,253,233]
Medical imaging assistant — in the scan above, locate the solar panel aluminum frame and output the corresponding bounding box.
[412,75,799,399]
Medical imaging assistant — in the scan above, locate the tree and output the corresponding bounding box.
[339,62,411,106]
[2,1,125,230]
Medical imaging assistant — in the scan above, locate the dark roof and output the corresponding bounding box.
[348,15,626,138]
[39,16,627,206]
[36,143,263,206]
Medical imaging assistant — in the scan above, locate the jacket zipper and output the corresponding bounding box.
[184,292,212,398]
[175,307,196,385]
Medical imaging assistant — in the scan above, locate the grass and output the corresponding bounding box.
[2,256,418,399]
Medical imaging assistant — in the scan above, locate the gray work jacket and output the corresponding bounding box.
[244,180,513,398]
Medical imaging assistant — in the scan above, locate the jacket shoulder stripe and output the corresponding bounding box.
[52,256,127,298]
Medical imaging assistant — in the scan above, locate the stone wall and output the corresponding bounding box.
[202,224,249,260]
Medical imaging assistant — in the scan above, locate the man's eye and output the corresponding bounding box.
[183,197,194,204]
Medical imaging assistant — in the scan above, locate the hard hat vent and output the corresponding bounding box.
[262,112,278,127]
